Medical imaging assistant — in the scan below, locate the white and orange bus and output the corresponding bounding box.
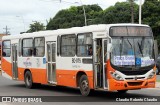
[1,24,156,96]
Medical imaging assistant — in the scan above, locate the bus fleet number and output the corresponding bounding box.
[115,82,123,87]
[72,58,81,63]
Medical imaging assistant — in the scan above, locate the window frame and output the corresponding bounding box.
[57,35,60,56]
[33,37,45,57]
[22,38,33,57]
[77,32,93,57]
[60,34,76,57]
[18,39,22,57]
[2,40,11,57]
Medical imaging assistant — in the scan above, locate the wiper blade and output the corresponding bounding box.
[138,42,143,57]
[120,37,123,59]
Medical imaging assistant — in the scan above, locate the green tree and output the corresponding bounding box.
[103,2,138,24]
[46,4,103,30]
[27,21,45,32]
[142,0,160,51]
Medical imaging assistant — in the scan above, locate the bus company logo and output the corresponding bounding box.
[134,76,138,80]
[2,97,11,102]
[23,58,32,67]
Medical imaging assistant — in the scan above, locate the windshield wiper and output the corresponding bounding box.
[120,37,123,59]
[138,41,144,57]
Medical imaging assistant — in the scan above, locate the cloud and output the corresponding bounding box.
[0,0,126,35]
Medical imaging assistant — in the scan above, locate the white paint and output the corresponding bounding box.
[1,70,12,80]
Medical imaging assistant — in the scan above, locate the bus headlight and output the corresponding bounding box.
[147,71,156,79]
[110,72,123,81]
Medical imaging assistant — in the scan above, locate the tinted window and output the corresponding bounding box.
[2,40,11,57]
[77,33,92,56]
[34,37,45,57]
[61,34,76,56]
[22,38,33,56]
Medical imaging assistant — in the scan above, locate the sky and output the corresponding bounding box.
[0,0,143,35]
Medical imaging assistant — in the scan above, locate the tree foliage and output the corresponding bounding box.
[46,1,160,49]
[103,2,138,24]
[27,21,45,32]
[46,4,103,30]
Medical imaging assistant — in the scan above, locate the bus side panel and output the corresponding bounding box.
[18,67,47,84]
[31,68,47,84]
[56,70,93,89]
[1,57,12,78]
[18,68,25,81]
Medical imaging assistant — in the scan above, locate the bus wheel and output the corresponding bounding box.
[79,75,90,96]
[117,90,128,94]
[24,71,34,89]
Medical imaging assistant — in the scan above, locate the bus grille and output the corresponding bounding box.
[127,82,143,86]
[120,70,148,75]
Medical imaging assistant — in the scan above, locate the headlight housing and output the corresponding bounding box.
[110,72,123,81]
[147,71,156,79]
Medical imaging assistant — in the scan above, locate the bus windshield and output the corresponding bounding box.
[110,35,154,69]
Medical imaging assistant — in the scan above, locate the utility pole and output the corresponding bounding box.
[3,26,10,35]
[139,0,142,24]
[130,0,134,23]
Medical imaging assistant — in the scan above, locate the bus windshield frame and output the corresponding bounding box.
[109,26,155,71]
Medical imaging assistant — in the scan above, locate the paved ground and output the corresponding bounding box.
[0,75,160,105]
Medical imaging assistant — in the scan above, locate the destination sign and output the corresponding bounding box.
[110,26,152,36]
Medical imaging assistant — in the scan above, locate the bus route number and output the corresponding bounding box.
[72,58,81,63]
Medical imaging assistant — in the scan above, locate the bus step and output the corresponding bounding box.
[48,81,57,85]
[95,87,108,91]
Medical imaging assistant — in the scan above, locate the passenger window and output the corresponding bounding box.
[22,38,33,56]
[34,37,45,57]
[77,33,92,56]
[61,34,76,56]
[2,40,11,57]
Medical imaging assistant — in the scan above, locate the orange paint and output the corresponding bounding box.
[56,70,93,88]
[1,58,12,77]
[1,58,94,89]
[106,59,156,91]
[18,67,47,84]
[1,57,155,91]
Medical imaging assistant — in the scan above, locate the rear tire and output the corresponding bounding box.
[79,75,90,96]
[24,71,34,89]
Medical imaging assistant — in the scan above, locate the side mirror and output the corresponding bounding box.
[107,43,112,52]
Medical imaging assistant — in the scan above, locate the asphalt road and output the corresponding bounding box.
[157,75,160,81]
[0,75,160,105]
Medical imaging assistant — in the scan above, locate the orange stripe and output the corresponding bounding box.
[1,58,94,89]
[56,70,93,88]
[18,67,47,84]
[1,57,12,77]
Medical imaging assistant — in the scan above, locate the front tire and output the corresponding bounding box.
[24,71,34,89]
[79,75,90,96]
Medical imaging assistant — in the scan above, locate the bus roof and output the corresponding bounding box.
[2,23,149,40]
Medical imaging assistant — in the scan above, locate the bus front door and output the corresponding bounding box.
[46,42,57,84]
[11,44,18,80]
[93,39,108,89]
